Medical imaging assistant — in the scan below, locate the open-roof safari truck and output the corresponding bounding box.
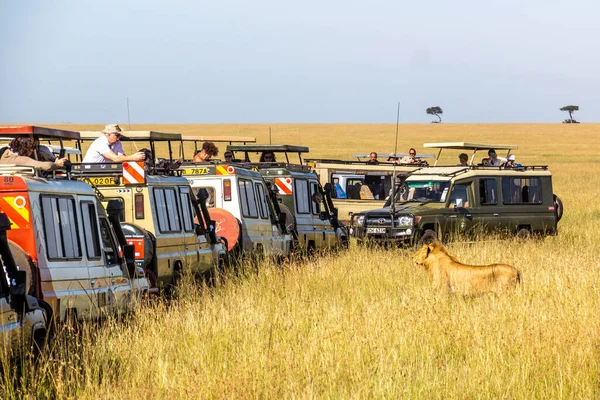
[227,144,349,252]
[0,126,149,327]
[177,136,292,259]
[306,151,435,220]
[350,142,563,246]
[74,130,227,290]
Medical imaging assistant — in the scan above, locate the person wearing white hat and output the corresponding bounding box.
[82,124,146,163]
[502,154,517,168]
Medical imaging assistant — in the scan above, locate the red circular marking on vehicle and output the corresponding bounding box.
[122,162,129,168]
[13,196,26,208]
[207,208,240,252]
[227,166,235,174]
[285,178,291,184]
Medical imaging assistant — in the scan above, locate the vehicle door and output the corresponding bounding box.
[178,186,212,275]
[237,178,262,253]
[254,179,279,255]
[293,178,314,247]
[152,187,186,280]
[309,180,332,248]
[444,181,475,238]
[40,195,96,321]
[499,176,548,232]
[474,178,503,233]
[80,199,119,317]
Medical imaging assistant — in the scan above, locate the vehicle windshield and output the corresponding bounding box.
[389,180,451,205]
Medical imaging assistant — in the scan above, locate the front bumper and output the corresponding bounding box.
[350,226,415,242]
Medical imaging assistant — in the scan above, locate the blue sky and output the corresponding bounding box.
[1,0,598,123]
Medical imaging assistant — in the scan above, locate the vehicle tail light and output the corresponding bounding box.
[135,193,144,219]
[224,179,232,201]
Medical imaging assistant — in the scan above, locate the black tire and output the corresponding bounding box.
[8,241,36,296]
[553,194,563,222]
[417,229,438,247]
[278,203,297,234]
[517,228,531,240]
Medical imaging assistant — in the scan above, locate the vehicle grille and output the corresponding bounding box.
[367,217,393,226]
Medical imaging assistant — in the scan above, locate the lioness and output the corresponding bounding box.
[412,241,521,295]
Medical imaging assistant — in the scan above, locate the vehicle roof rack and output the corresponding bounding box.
[410,166,470,177]
[423,142,518,166]
[79,131,182,141]
[351,152,436,161]
[0,126,80,140]
[227,144,309,153]
[234,161,312,173]
[182,135,256,144]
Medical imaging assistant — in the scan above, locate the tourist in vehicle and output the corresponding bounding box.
[366,152,379,165]
[400,148,422,164]
[259,151,276,162]
[82,124,146,163]
[387,154,398,163]
[223,151,234,162]
[193,141,219,163]
[487,148,506,167]
[0,137,68,171]
[457,153,469,166]
[502,154,520,168]
[333,178,346,199]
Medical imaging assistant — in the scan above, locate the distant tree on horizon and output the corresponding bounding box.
[560,105,579,123]
[426,106,443,123]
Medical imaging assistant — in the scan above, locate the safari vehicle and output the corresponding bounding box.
[306,152,434,219]
[0,213,49,354]
[178,162,292,257]
[74,130,227,289]
[350,143,563,245]
[0,126,150,323]
[227,145,348,251]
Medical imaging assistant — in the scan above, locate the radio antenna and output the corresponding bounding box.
[390,102,401,224]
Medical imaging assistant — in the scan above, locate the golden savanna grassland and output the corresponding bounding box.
[2,123,600,399]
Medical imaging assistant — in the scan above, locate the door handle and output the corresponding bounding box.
[449,215,457,218]
[493,213,499,216]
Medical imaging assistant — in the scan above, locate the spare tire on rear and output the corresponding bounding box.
[121,223,154,268]
[278,203,297,234]
[206,208,240,252]
[553,194,563,222]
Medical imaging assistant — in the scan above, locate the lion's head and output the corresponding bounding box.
[412,241,446,267]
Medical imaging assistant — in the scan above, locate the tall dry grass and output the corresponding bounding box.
[1,123,599,398]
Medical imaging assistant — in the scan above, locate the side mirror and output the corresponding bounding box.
[9,270,27,314]
[196,188,209,202]
[123,244,136,276]
[208,220,217,244]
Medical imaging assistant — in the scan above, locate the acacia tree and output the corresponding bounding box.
[560,105,579,123]
[426,106,443,123]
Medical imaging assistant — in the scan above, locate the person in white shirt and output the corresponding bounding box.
[82,124,146,163]
[487,148,506,167]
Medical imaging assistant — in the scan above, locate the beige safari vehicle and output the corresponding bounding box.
[0,126,149,324]
[0,213,49,355]
[306,152,434,220]
[227,145,349,251]
[75,130,227,289]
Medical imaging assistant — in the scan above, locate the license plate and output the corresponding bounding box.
[367,227,386,234]
[182,168,209,175]
[88,177,115,186]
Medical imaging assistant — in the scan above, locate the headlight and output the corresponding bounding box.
[356,215,365,227]
[397,215,414,226]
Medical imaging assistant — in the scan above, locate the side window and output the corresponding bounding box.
[502,177,543,204]
[239,179,259,218]
[41,196,82,259]
[310,182,321,215]
[154,188,182,232]
[295,179,310,214]
[81,201,101,259]
[153,189,169,232]
[99,217,118,265]
[479,179,497,205]
[164,189,182,231]
[448,184,471,208]
[255,182,270,220]
[179,188,194,232]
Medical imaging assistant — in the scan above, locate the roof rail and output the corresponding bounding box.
[235,161,312,173]
[0,165,37,176]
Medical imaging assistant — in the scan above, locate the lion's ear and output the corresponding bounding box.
[426,244,432,258]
